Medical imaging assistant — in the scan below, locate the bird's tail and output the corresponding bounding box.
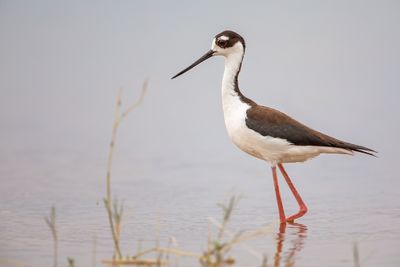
[341,142,377,157]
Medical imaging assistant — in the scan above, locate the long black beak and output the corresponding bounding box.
[171,50,215,79]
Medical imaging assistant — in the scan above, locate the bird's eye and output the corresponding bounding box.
[217,39,228,48]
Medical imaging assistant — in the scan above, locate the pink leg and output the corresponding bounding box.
[278,163,308,222]
[272,166,286,224]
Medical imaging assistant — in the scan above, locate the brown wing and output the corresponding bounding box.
[245,105,376,156]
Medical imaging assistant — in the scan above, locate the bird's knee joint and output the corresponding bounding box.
[300,206,308,215]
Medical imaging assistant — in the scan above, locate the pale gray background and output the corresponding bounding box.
[1,1,399,266]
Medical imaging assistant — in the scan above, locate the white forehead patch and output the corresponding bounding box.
[211,38,217,50]
[219,35,229,41]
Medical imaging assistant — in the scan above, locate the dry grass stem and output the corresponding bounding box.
[200,196,241,267]
[216,196,241,240]
[353,242,360,267]
[44,206,58,267]
[67,257,75,267]
[208,217,272,261]
[133,247,201,259]
[260,254,268,267]
[200,196,274,267]
[104,80,148,259]
[102,258,167,266]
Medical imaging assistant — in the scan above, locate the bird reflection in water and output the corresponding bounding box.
[272,222,307,267]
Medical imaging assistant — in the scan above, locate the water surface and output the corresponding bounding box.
[1,146,399,267]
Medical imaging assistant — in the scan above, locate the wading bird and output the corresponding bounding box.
[171,30,376,224]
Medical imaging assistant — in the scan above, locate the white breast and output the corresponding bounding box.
[222,90,295,163]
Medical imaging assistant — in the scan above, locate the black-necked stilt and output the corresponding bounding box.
[171,30,376,224]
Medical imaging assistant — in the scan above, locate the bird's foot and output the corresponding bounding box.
[282,207,308,224]
[286,208,308,222]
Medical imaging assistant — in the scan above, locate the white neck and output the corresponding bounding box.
[221,47,245,109]
[222,51,243,93]
[220,44,251,140]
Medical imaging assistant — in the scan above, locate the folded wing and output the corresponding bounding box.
[245,105,376,156]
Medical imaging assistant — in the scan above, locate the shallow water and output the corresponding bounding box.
[1,145,399,267]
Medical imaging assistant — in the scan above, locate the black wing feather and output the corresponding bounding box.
[245,105,377,156]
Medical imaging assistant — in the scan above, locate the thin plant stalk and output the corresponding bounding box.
[67,258,75,267]
[44,206,58,267]
[104,80,147,259]
[353,242,360,267]
[217,195,240,240]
